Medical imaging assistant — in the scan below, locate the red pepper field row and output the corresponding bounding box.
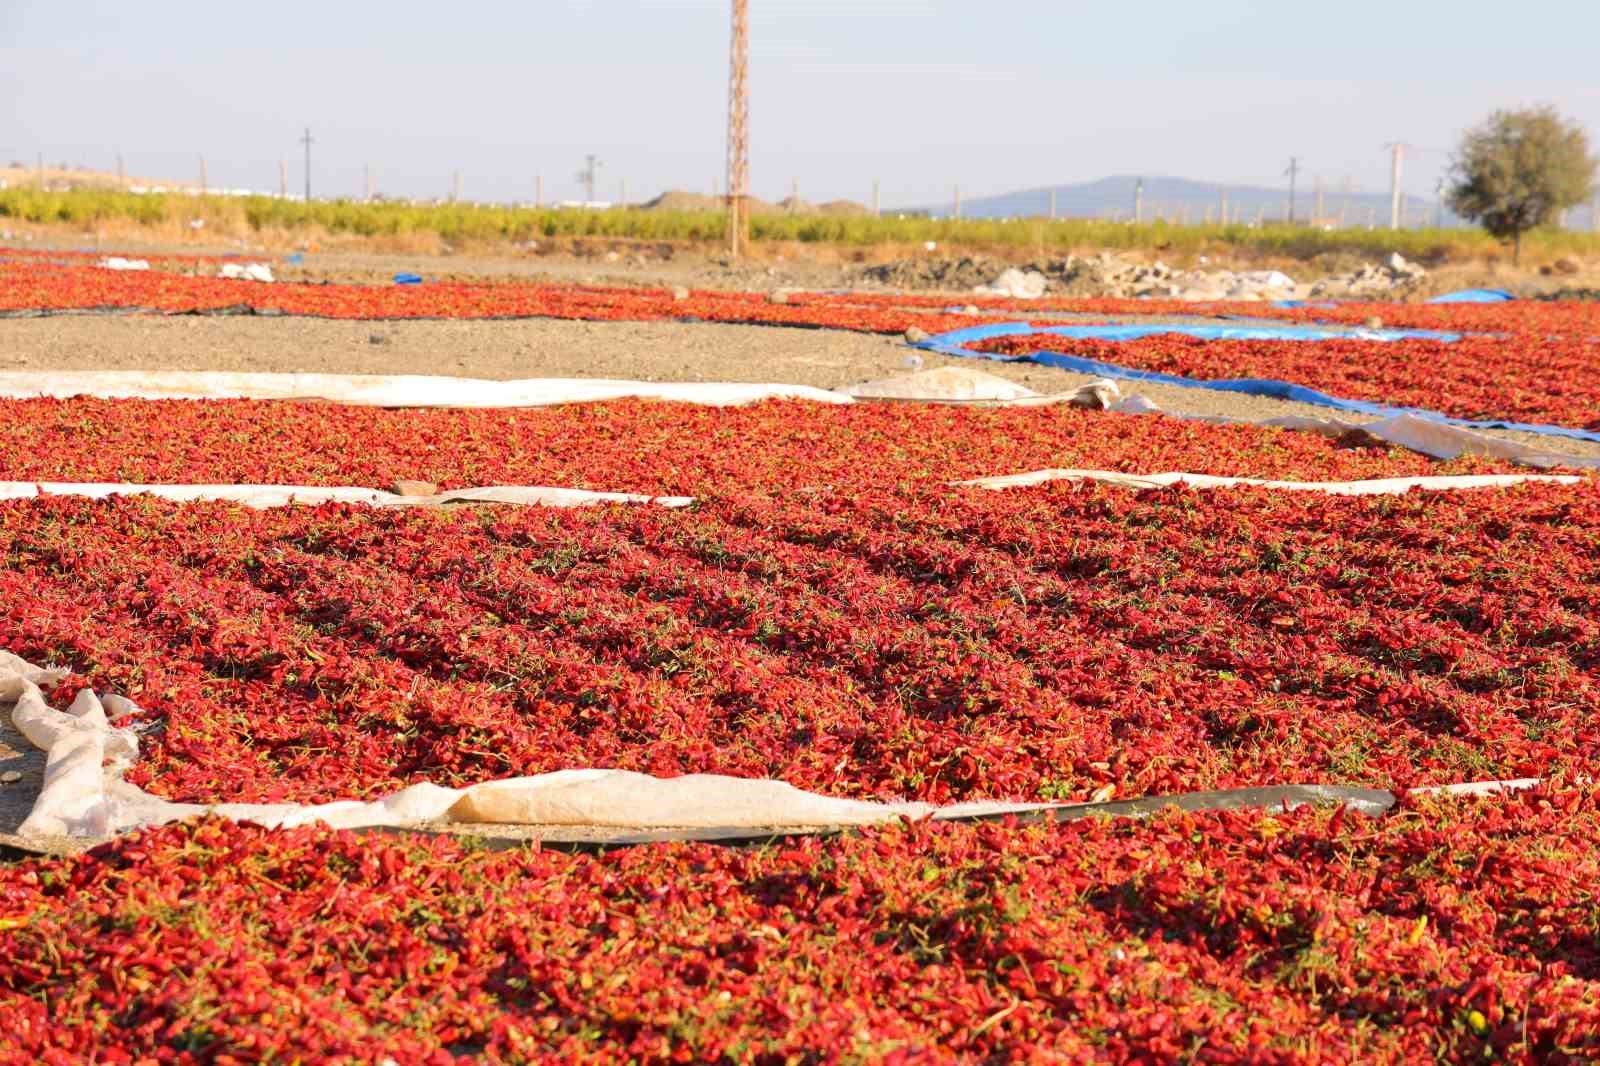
[4,789,1599,1062]
[972,332,1600,431]
[3,479,1595,807]
[0,260,997,335]
[0,397,1523,492]
[4,254,1598,339]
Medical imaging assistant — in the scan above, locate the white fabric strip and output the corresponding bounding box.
[0,653,1551,845]
[0,469,1578,516]
[0,482,693,509]
[0,371,852,408]
[956,469,1582,496]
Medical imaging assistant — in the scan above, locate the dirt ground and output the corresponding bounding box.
[17,220,1600,298]
[4,314,1598,461]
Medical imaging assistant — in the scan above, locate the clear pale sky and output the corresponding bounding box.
[3,0,1596,207]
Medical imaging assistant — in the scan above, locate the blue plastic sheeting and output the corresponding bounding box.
[914,323,1600,444]
[393,272,423,285]
[1427,288,1514,304]
[921,321,1462,348]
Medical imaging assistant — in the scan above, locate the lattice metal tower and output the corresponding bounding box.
[725,0,750,258]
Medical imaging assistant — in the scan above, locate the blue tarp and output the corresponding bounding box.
[921,321,1462,349]
[913,322,1600,444]
[1427,288,1515,304]
[393,272,423,285]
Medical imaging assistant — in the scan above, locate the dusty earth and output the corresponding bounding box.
[3,314,1598,461]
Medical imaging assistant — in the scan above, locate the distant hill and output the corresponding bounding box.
[911,175,1454,227]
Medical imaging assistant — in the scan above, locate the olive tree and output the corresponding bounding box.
[1447,106,1596,263]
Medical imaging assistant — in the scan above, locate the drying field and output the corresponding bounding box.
[2,252,1599,1062]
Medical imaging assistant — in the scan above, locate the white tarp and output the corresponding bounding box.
[0,482,693,510]
[0,468,1575,517]
[957,468,1581,496]
[0,652,1550,845]
[0,372,852,409]
[2,653,1051,840]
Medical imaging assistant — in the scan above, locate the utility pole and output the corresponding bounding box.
[1340,176,1353,227]
[536,175,544,207]
[725,0,751,258]
[36,152,43,190]
[365,164,374,202]
[451,170,461,203]
[1434,178,1446,228]
[300,128,314,203]
[620,179,628,208]
[790,176,799,212]
[873,178,880,218]
[199,155,207,196]
[279,159,288,199]
[577,154,602,205]
[1386,143,1405,229]
[117,153,126,188]
[1284,157,1299,224]
[1134,178,1144,224]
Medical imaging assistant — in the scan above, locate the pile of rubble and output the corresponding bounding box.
[856,251,1429,302]
[1304,254,1427,298]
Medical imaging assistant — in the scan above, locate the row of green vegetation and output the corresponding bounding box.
[4,185,1597,261]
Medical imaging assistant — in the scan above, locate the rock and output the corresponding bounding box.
[974,268,1048,300]
[220,262,274,283]
[393,480,439,497]
[671,286,690,301]
[1554,256,1583,276]
[961,305,980,315]
[1386,252,1424,278]
[0,770,21,784]
[903,326,930,344]
[768,289,792,305]
[1365,316,1385,330]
